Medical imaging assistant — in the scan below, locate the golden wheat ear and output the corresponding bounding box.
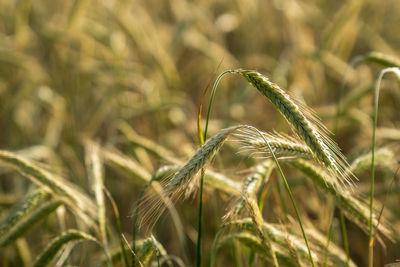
[163,125,244,194]
[137,126,245,229]
[232,128,313,160]
[235,70,355,190]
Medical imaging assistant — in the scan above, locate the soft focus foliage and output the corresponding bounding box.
[0,0,399,266]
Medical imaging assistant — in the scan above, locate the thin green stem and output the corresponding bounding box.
[369,67,400,267]
[339,210,350,267]
[323,200,336,267]
[276,176,288,219]
[196,169,205,267]
[196,69,235,267]
[204,70,235,139]
[103,187,130,267]
[249,126,315,267]
[332,58,366,266]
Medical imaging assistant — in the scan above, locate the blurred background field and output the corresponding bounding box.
[0,0,399,266]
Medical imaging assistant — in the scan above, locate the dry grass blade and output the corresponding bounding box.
[371,166,399,248]
[289,159,394,241]
[237,70,354,189]
[305,225,357,267]
[364,51,400,68]
[376,127,400,142]
[0,200,62,248]
[85,142,108,254]
[350,147,396,174]
[224,160,274,220]
[245,197,279,266]
[0,150,97,225]
[101,146,152,183]
[0,189,50,237]
[220,218,355,266]
[32,230,98,267]
[119,122,180,165]
[216,232,294,266]
[118,123,242,195]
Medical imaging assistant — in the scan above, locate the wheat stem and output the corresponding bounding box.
[369,67,400,267]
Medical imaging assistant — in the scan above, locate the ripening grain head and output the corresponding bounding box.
[233,128,313,160]
[164,125,244,194]
[235,70,354,189]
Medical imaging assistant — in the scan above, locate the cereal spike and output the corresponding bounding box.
[236,70,354,189]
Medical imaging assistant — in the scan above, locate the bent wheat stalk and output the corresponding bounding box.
[369,67,400,267]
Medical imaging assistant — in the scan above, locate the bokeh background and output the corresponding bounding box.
[0,0,399,266]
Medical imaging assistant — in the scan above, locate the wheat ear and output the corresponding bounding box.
[233,128,313,160]
[164,125,243,194]
[234,70,354,189]
[224,160,274,220]
[364,51,400,68]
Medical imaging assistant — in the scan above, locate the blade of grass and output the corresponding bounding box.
[103,187,130,267]
[0,200,62,248]
[32,230,105,267]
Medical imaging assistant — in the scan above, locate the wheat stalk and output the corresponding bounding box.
[236,70,353,189]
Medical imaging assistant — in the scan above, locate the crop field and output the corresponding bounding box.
[0,0,399,266]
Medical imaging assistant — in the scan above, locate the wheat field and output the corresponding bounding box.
[0,0,399,266]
